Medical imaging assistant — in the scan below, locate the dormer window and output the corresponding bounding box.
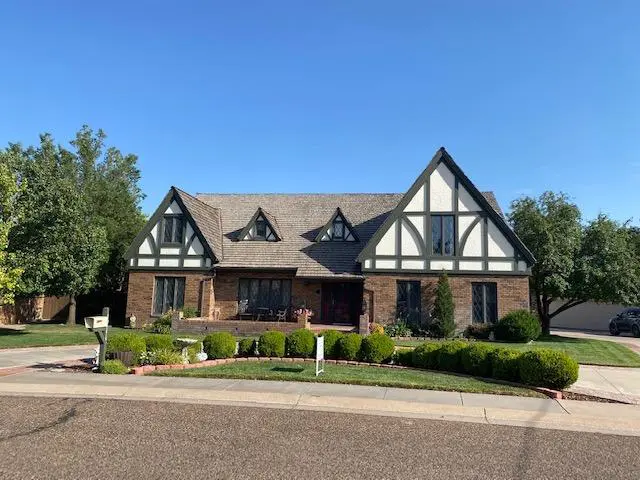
[317,208,358,242]
[239,208,281,242]
[162,215,184,244]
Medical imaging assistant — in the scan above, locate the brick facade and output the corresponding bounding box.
[127,269,530,333]
[363,273,530,329]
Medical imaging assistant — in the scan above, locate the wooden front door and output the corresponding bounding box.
[320,282,362,325]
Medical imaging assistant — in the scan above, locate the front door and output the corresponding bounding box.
[320,282,362,325]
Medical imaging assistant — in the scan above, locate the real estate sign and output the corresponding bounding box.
[315,335,324,377]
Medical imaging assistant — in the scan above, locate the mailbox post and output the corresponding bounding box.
[85,307,110,369]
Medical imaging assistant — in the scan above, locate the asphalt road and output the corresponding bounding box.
[0,396,638,479]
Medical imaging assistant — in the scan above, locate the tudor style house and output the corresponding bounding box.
[124,148,534,334]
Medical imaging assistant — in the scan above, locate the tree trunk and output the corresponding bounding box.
[540,312,551,336]
[67,294,76,326]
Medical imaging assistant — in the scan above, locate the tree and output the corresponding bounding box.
[71,126,146,293]
[509,192,640,334]
[7,134,109,324]
[430,273,455,338]
[0,155,23,304]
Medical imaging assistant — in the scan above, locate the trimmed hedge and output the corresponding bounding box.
[460,343,494,377]
[519,349,579,389]
[437,340,468,372]
[338,333,362,361]
[360,333,395,364]
[144,334,174,352]
[238,338,257,357]
[100,359,128,374]
[464,324,493,340]
[203,332,236,359]
[286,329,315,358]
[258,331,286,357]
[319,330,344,359]
[412,342,441,370]
[494,310,541,343]
[106,333,146,358]
[395,348,414,366]
[491,348,521,382]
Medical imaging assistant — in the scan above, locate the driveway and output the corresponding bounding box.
[552,329,640,354]
[0,345,96,370]
[570,365,640,404]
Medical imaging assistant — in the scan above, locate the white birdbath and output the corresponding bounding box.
[174,338,198,363]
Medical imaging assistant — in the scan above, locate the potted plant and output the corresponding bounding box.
[293,306,314,327]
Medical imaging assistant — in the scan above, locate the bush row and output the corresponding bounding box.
[404,340,578,389]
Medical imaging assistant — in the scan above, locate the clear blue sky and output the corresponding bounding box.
[1,1,638,222]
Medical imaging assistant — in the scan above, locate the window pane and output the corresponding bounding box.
[443,216,455,256]
[333,221,344,239]
[153,278,164,315]
[238,279,249,303]
[472,284,484,323]
[163,217,173,243]
[249,280,260,309]
[270,280,281,309]
[396,281,408,320]
[485,284,497,323]
[175,278,185,310]
[281,280,291,307]
[164,278,175,313]
[258,279,270,307]
[431,216,442,255]
[174,218,184,243]
[256,218,266,238]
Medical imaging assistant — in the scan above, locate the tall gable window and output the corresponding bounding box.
[162,215,184,244]
[431,215,454,256]
[240,208,280,242]
[317,209,358,242]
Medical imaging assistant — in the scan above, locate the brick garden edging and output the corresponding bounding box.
[131,357,563,400]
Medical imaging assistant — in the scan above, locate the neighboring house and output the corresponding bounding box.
[124,148,534,334]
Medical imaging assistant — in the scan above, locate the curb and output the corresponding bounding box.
[129,357,562,399]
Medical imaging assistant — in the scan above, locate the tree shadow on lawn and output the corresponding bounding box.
[0,328,27,337]
[536,335,585,344]
[271,366,305,373]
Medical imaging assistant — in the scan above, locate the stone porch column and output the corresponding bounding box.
[200,277,215,320]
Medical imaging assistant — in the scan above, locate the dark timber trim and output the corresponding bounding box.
[458,215,483,257]
[237,207,282,242]
[356,147,535,265]
[314,207,360,242]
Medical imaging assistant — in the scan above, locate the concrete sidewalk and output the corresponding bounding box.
[0,370,638,437]
[569,365,640,404]
[0,345,96,369]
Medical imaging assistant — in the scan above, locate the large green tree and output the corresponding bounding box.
[8,134,109,324]
[0,156,23,304]
[509,192,640,334]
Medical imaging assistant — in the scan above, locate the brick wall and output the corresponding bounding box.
[125,271,212,326]
[172,318,304,335]
[213,271,321,320]
[363,274,530,329]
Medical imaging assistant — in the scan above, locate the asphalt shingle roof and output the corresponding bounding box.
[189,191,503,278]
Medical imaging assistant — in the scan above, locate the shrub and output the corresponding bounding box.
[369,322,384,335]
[384,321,413,338]
[494,310,541,342]
[338,333,362,361]
[436,340,468,372]
[360,333,395,363]
[203,332,236,359]
[149,312,173,334]
[238,338,257,357]
[394,348,414,366]
[144,334,174,352]
[286,329,316,358]
[460,343,495,377]
[150,349,184,365]
[181,306,200,318]
[319,330,344,359]
[187,341,204,363]
[429,274,456,338]
[412,342,442,369]
[106,333,146,359]
[491,348,522,382]
[100,359,128,374]
[464,324,493,340]
[519,349,579,389]
[258,331,286,357]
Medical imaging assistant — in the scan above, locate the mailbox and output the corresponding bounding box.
[84,316,109,330]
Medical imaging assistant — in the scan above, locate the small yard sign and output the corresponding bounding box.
[315,335,325,376]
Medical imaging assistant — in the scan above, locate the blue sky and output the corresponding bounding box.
[0,1,638,221]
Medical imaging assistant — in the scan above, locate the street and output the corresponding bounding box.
[0,396,638,479]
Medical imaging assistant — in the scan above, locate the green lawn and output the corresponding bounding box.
[151,360,544,397]
[394,335,640,367]
[0,324,133,349]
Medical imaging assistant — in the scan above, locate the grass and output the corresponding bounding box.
[394,334,640,367]
[150,360,545,397]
